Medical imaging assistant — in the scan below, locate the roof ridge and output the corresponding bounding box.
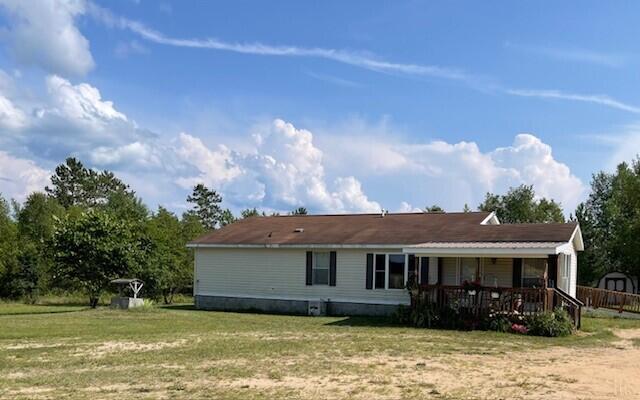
[252,211,490,218]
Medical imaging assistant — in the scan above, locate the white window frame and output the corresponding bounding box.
[559,254,570,292]
[312,251,330,286]
[372,253,408,290]
[459,257,479,284]
[522,258,546,288]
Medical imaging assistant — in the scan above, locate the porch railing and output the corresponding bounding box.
[416,285,547,315]
[415,285,582,328]
[551,287,583,329]
[577,285,640,314]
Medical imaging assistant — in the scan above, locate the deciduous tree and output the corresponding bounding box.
[478,185,564,223]
[0,195,19,298]
[51,210,147,307]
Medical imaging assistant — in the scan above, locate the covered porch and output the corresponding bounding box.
[403,245,582,327]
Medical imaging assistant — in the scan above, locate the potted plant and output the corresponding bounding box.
[462,280,481,295]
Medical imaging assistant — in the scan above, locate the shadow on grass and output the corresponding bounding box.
[159,303,197,311]
[159,304,402,327]
[0,306,91,316]
[324,315,398,327]
[38,302,98,307]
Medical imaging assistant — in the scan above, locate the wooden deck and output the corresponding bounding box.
[577,285,640,314]
[414,285,582,328]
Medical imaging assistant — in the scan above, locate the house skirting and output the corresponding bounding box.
[194,295,399,316]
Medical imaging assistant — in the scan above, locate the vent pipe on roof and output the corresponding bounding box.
[294,228,304,233]
[381,209,387,218]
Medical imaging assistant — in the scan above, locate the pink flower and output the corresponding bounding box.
[511,323,528,334]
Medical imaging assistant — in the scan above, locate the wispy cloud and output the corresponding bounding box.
[506,89,640,114]
[88,3,470,82]
[88,4,640,116]
[304,70,362,88]
[506,42,627,68]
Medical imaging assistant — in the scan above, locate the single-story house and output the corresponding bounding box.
[188,211,583,317]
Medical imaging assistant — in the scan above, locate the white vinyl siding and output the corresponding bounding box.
[482,258,512,288]
[428,257,438,284]
[569,245,577,297]
[195,248,410,305]
[556,241,578,297]
[441,257,458,285]
[558,254,570,293]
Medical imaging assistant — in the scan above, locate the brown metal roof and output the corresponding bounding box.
[189,212,578,246]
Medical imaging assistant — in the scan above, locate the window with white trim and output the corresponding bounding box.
[388,254,406,289]
[312,252,330,285]
[459,258,479,284]
[372,254,408,289]
[522,258,546,288]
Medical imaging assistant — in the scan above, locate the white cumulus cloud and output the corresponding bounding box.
[0,151,51,201]
[0,94,26,129]
[321,122,585,213]
[490,134,584,209]
[176,119,381,213]
[0,73,156,165]
[0,0,94,76]
[0,70,585,215]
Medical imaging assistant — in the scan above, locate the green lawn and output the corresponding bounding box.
[1,302,639,399]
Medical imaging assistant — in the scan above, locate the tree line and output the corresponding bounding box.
[0,156,638,305]
[0,158,307,306]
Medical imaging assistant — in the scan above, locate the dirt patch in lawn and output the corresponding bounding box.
[202,334,640,399]
[72,338,191,358]
[4,330,640,399]
[331,332,640,399]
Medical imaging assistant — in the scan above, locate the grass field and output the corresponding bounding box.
[1,302,640,399]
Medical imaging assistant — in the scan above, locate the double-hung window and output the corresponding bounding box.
[372,254,407,289]
[313,252,330,285]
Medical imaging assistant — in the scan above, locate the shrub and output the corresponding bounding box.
[525,308,574,337]
[128,298,156,312]
[394,301,470,329]
[484,314,512,333]
[393,304,412,325]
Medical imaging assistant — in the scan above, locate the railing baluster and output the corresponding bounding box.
[576,285,640,315]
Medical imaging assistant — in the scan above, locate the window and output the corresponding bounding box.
[373,254,407,289]
[388,254,405,289]
[374,254,386,289]
[313,252,330,285]
[559,254,570,292]
[460,258,478,284]
[606,278,626,292]
[522,258,545,288]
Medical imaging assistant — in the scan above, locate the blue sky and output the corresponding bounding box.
[0,1,638,216]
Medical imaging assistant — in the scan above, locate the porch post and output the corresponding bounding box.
[547,254,558,289]
[512,258,522,288]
